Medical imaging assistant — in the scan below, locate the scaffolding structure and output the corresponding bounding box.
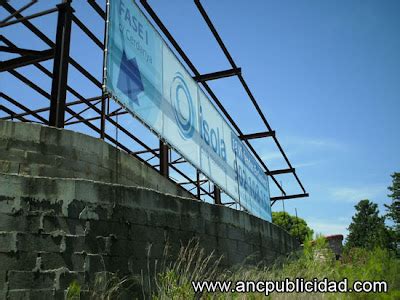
[0,0,308,212]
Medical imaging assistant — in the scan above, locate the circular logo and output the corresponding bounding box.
[170,72,195,139]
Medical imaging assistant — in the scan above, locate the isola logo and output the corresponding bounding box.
[170,72,196,139]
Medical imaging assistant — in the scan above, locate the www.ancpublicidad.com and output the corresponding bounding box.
[191,278,388,295]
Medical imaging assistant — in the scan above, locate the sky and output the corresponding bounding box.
[1,0,400,238]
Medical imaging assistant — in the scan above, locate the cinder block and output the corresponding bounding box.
[40,252,85,272]
[178,214,195,233]
[0,232,17,253]
[19,196,63,216]
[260,236,274,249]
[236,241,254,257]
[216,223,229,238]
[0,270,7,292]
[65,199,86,219]
[78,205,100,221]
[204,221,218,237]
[113,206,148,225]
[25,151,57,167]
[7,289,57,300]
[84,254,106,274]
[0,137,10,149]
[197,234,219,255]
[146,211,168,228]
[64,234,98,254]
[175,196,200,216]
[226,225,245,241]
[0,213,42,233]
[243,230,260,245]
[42,215,87,235]
[12,121,41,143]
[0,159,20,174]
[105,238,138,257]
[0,195,16,214]
[0,148,27,164]
[17,232,63,253]
[217,238,238,253]
[100,256,131,275]
[0,252,37,272]
[7,270,56,290]
[129,225,164,243]
[86,219,128,239]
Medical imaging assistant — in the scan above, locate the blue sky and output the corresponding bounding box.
[148,0,400,237]
[1,1,399,238]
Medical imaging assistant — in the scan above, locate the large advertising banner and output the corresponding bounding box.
[104,0,272,221]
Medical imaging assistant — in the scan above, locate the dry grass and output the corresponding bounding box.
[67,237,400,299]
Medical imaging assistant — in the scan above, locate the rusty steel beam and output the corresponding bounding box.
[1,0,37,24]
[0,49,54,72]
[271,193,309,203]
[0,45,48,56]
[267,168,295,176]
[0,6,58,28]
[0,105,28,122]
[0,96,102,121]
[239,131,275,140]
[48,1,73,128]
[87,0,105,20]
[0,93,48,124]
[193,68,241,82]
[214,186,222,205]
[159,141,169,177]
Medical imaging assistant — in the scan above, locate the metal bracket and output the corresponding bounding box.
[193,68,241,82]
[239,131,275,140]
[267,168,295,176]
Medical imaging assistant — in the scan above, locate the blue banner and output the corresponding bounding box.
[104,0,271,221]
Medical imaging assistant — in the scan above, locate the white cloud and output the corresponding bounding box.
[308,220,349,238]
[293,160,322,168]
[251,136,348,181]
[260,151,285,162]
[330,185,387,203]
[284,136,346,152]
[258,136,344,170]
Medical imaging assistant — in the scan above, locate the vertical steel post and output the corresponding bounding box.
[49,0,73,128]
[159,141,169,177]
[101,0,110,139]
[196,170,201,200]
[100,95,106,139]
[214,186,221,205]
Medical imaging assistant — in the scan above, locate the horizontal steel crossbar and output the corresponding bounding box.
[239,131,275,140]
[193,68,241,82]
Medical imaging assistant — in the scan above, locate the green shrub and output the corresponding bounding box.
[66,280,80,300]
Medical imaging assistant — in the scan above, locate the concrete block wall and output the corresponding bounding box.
[0,120,192,199]
[0,121,299,298]
[0,173,298,297]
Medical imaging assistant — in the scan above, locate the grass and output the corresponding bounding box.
[149,237,400,299]
[68,237,400,299]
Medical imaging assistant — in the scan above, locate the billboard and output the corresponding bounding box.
[104,0,272,221]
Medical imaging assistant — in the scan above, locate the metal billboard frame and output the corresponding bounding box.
[0,0,308,213]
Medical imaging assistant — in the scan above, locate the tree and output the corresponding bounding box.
[272,211,313,244]
[346,199,391,250]
[385,172,400,231]
[385,172,400,253]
